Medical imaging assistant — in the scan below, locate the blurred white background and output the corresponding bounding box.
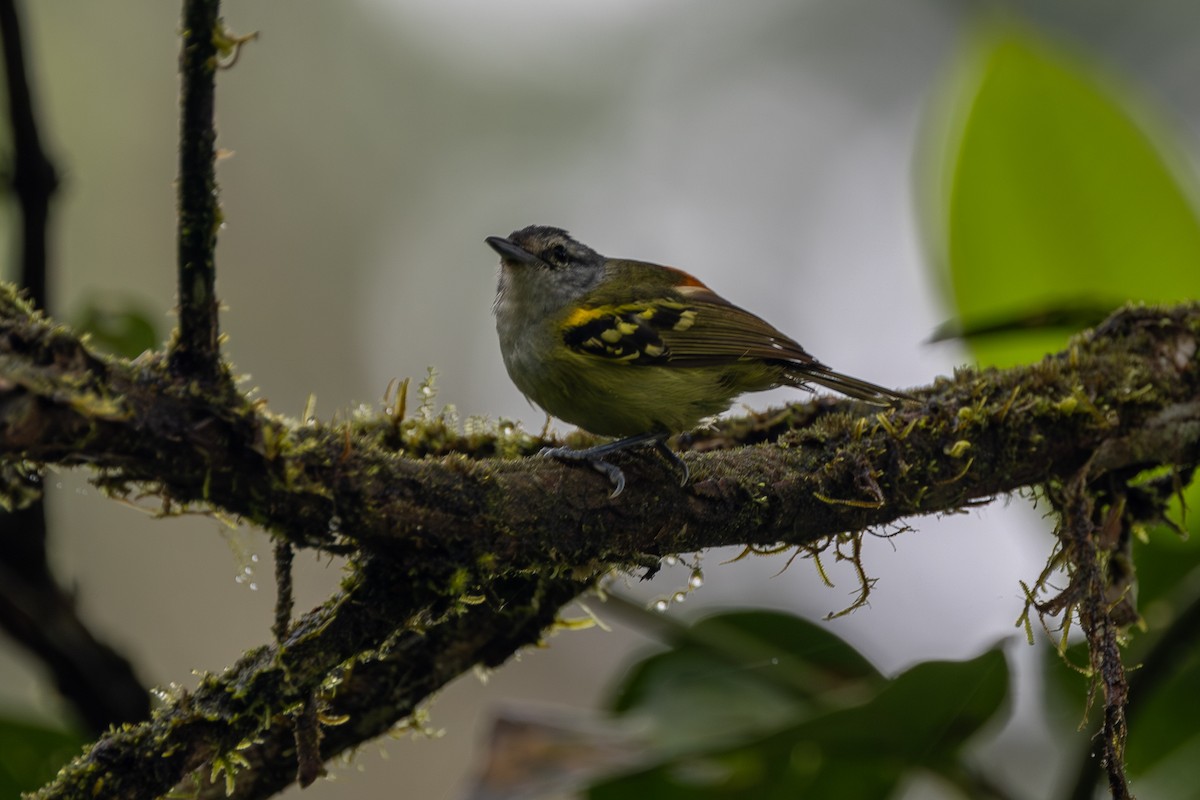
[4,1,1200,797]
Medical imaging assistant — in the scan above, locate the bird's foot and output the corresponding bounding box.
[539,445,628,498]
[538,432,688,498]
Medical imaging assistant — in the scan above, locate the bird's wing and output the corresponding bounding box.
[559,300,691,363]
[656,284,819,366]
[559,267,907,403]
[559,282,816,367]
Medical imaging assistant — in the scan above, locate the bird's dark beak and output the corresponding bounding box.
[486,235,541,267]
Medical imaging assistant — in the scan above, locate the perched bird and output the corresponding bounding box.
[487,225,908,496]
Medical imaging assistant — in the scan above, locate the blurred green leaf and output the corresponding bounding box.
[591,611,1008,800]
[1130,486,1200,612]
[1128,730,1200,800]
[781,648,1008,761]
[610,610,884,748]
[925,300,1114,344]
[1124,646,1200,776]
[0,715,84,796]
[933,26,1200,366]
[73,297,160,358]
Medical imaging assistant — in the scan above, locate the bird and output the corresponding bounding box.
[488,225,909,496]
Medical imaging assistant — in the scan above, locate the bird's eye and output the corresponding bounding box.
[546,244,569,265]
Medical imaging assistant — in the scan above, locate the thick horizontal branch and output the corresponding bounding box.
[0,284,1198,573]
[8,284,1199,799]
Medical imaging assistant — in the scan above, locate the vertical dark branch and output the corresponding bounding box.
[0,0,56,304]
[171,0,224,382]
[0,0,148,735]
[1051,471,1132,800]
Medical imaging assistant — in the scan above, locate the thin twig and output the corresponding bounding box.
[272,538,294,643]
[293,694,325,788]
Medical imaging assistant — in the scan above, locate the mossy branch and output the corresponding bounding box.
[30,553,592,800]
[171,0,225,384]
[0,284,1197,564]
[4,285,1198,799]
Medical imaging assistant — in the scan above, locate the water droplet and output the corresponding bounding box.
[250,554,259,563]
[689,569,704,589]
[306,416,318,426]
[328,515,342,533]
[671,591,687,604]
[664,555,678,567]
[55,482,63,490]
[653,598,669,612]
[249,582,258,591]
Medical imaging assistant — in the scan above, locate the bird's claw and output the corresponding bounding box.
[539,445,627,498]
[652,439,690,487]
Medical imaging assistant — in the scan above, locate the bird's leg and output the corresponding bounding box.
[540,431,686,498]
[651,438,689,487]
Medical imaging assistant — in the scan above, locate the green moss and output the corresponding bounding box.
[945,440,973,458]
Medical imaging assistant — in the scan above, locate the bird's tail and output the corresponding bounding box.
[782,364,913,406]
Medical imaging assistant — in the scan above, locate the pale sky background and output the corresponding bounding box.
[4,1,1200,798]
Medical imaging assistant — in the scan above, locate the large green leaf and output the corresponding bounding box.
[779,648,1009,761]
[591,611,1008,799]
[610,610,883,731]
[933,26,1200,367]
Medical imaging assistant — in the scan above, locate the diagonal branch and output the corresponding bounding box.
[32,554,593,800]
